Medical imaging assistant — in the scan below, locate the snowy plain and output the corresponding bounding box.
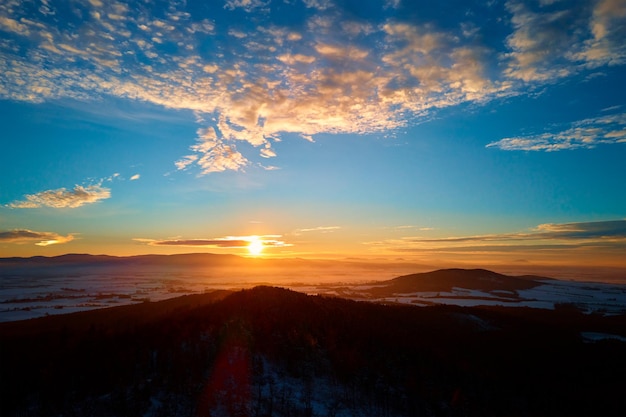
[330,279,626,314]
[1,261,626,322]
[0,260,420,322]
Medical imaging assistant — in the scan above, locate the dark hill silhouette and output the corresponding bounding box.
[1,286,625,417]
[0,252,245,268]
[367,268,546,297]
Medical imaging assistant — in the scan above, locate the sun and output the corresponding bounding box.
[247,237,264,256]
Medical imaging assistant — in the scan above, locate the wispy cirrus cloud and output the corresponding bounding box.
[532,220,626,239]
[7,184,111,209]
[366,220,626,255]
[1,0,625,174]
[293,226,341,235]
[0,229,75,246]
[386,225,435,231]
[487,112,626,151]
[134,235,290,248]
[409,220,626,243]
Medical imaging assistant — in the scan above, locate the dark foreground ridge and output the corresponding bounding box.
[1,286,625,416]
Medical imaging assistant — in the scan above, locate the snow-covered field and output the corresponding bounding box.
[0,263,415,322]
[0,272,198,322]
[343,279,626,314]
[2,267,626,322]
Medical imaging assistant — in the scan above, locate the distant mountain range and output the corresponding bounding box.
[0,252,432,271]
[0,252,247,267]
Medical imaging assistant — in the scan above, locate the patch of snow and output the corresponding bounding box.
[491,290,516,296]
[581,332,626,343]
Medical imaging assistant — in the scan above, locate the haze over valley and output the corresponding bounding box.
[2,253,625,322]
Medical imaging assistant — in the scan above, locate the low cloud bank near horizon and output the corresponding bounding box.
[365,219,626,263]
[133,235,290,249]
[0,229,74,246]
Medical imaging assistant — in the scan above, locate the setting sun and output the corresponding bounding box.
[247,237,264,256]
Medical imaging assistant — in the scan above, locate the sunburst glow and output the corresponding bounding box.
[247,237,264,256]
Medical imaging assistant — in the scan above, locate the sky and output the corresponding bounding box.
[0,0,625,266]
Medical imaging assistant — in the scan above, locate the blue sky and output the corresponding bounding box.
[1,0,625,266]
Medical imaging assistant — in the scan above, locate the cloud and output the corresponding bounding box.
[0,16,30,36]
[314,43,369,60]
[533,220,626,239]
[189,19,215,35]
[143,238,251,248]
[503,1,580,82]
[406,220,626,243]
[0,229,74,246]
[364,220,626,265]
[134,235,290,248]
[392,225,435,231]
[575,0,626,67]
[487,112,626,151]
[193,144,248,173]
[341,21,375,36]
[503,0,626,81]
[176,126,249,173]
[224,0,269,12]
[384,0,401,10]
[7,184,111,208]
[1,0,625,175]
[228,28,247,39]
[303,0,333,11]
[294,226,341,235]
[130,174,140,180]
[260,145,276,158]
[261,164,280,171]
[369,220,626,255]
[276,53,316,65]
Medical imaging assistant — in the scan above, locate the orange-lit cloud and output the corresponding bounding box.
[7,184,111,209]
[293,226,341,235]
[1,0,625,174]
[134,235,290,248]
[0,229,75,246]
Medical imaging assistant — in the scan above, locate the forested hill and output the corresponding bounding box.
[379,268,547,292]
[2,286,625,416]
